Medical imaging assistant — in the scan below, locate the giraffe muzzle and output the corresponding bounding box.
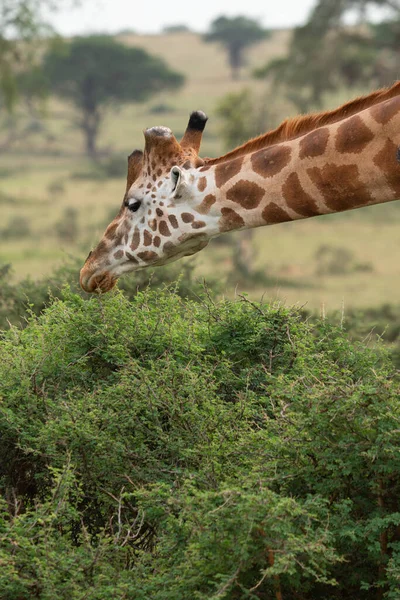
[80,267,117,294]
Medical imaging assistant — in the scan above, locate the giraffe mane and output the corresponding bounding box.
[204,81,400,166]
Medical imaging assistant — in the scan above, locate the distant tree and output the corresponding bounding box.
[204,15,269,80]
[216,89,270,150]
[255,0,400,113]
[16,66,48,117]
[0,0,65,111]
[44,36,185,157]
[0,0,67,152]
[162,24,191,34]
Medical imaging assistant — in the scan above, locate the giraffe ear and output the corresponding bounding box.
[126,149,143,192]
[170,166,189,198]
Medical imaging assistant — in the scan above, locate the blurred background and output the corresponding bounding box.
[2,0,400,316]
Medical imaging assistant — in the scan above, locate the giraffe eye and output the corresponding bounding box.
[126,200,141,213]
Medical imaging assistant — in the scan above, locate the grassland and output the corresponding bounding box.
[1,30,400,310]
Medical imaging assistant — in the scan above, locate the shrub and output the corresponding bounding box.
[1,216,31,239]
[0,286,399,598]
[314,244,374,275]
[55,207,79,242]
[0,257,219,329]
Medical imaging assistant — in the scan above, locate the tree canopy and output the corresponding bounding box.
[0,0,64,111]
[44,35,185,157]
[255,0,400,112]
[204,15,269,80]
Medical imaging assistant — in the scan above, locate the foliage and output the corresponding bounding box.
[43,36,185,157]
[204,15,269,80]
[0,257,219,329]
[215,89,270,150]
[15,65,48,117]
[0,0,49,110]
[0,0,67,153]
[0,285,400,598]
[255,0,400,112]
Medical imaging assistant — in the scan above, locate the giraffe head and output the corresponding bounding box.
[80,111,221,293]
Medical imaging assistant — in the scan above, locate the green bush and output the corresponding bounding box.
[1,286,399,599]
[0,257,219,329]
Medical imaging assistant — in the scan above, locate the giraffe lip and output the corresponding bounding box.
[80,270,117,293]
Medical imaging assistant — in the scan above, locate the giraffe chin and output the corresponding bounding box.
[80,270,118,294]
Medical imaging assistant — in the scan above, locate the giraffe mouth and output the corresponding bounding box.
[80,269,118,294]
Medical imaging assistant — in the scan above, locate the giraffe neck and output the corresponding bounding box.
[200,95,400,234]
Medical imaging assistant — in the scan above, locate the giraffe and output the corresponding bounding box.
[80,81,400,293]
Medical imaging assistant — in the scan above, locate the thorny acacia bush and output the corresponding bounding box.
[0,286,400,599]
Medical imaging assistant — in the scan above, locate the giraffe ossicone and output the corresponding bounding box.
[80,83,400,293]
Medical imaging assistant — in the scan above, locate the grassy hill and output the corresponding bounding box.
[1,30,400,309]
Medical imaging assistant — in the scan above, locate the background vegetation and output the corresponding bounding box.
[2,2,400,309]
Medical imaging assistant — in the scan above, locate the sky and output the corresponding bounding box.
[44,0,318,36]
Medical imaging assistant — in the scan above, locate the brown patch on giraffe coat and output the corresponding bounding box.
[105,222,118,240]
[299,127,329,159]
[373,138,400,196]
[335,115,374,154]
[219,207,245,232]
[262,203,292,224]
[182,213,195,223]
[196,194,216,214]
[159,220,171,236]
[130,227,140,251]
[282,172,320,217]
[192,220,206,229]
[125,252,138,263]
[197,177,207,192]
[226,179,264,209]
[214,157,243,188]
[168,214,179,229]
[370,95,400,125]
[137,251,158,261]
[156,208,163,217]
[153,235,161,247]
[143,230,152,246]
[149,218,157,232]
[251,145,291,178]
[92,239,107,257]
[307,163,373,211]
[113,250,124,260]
